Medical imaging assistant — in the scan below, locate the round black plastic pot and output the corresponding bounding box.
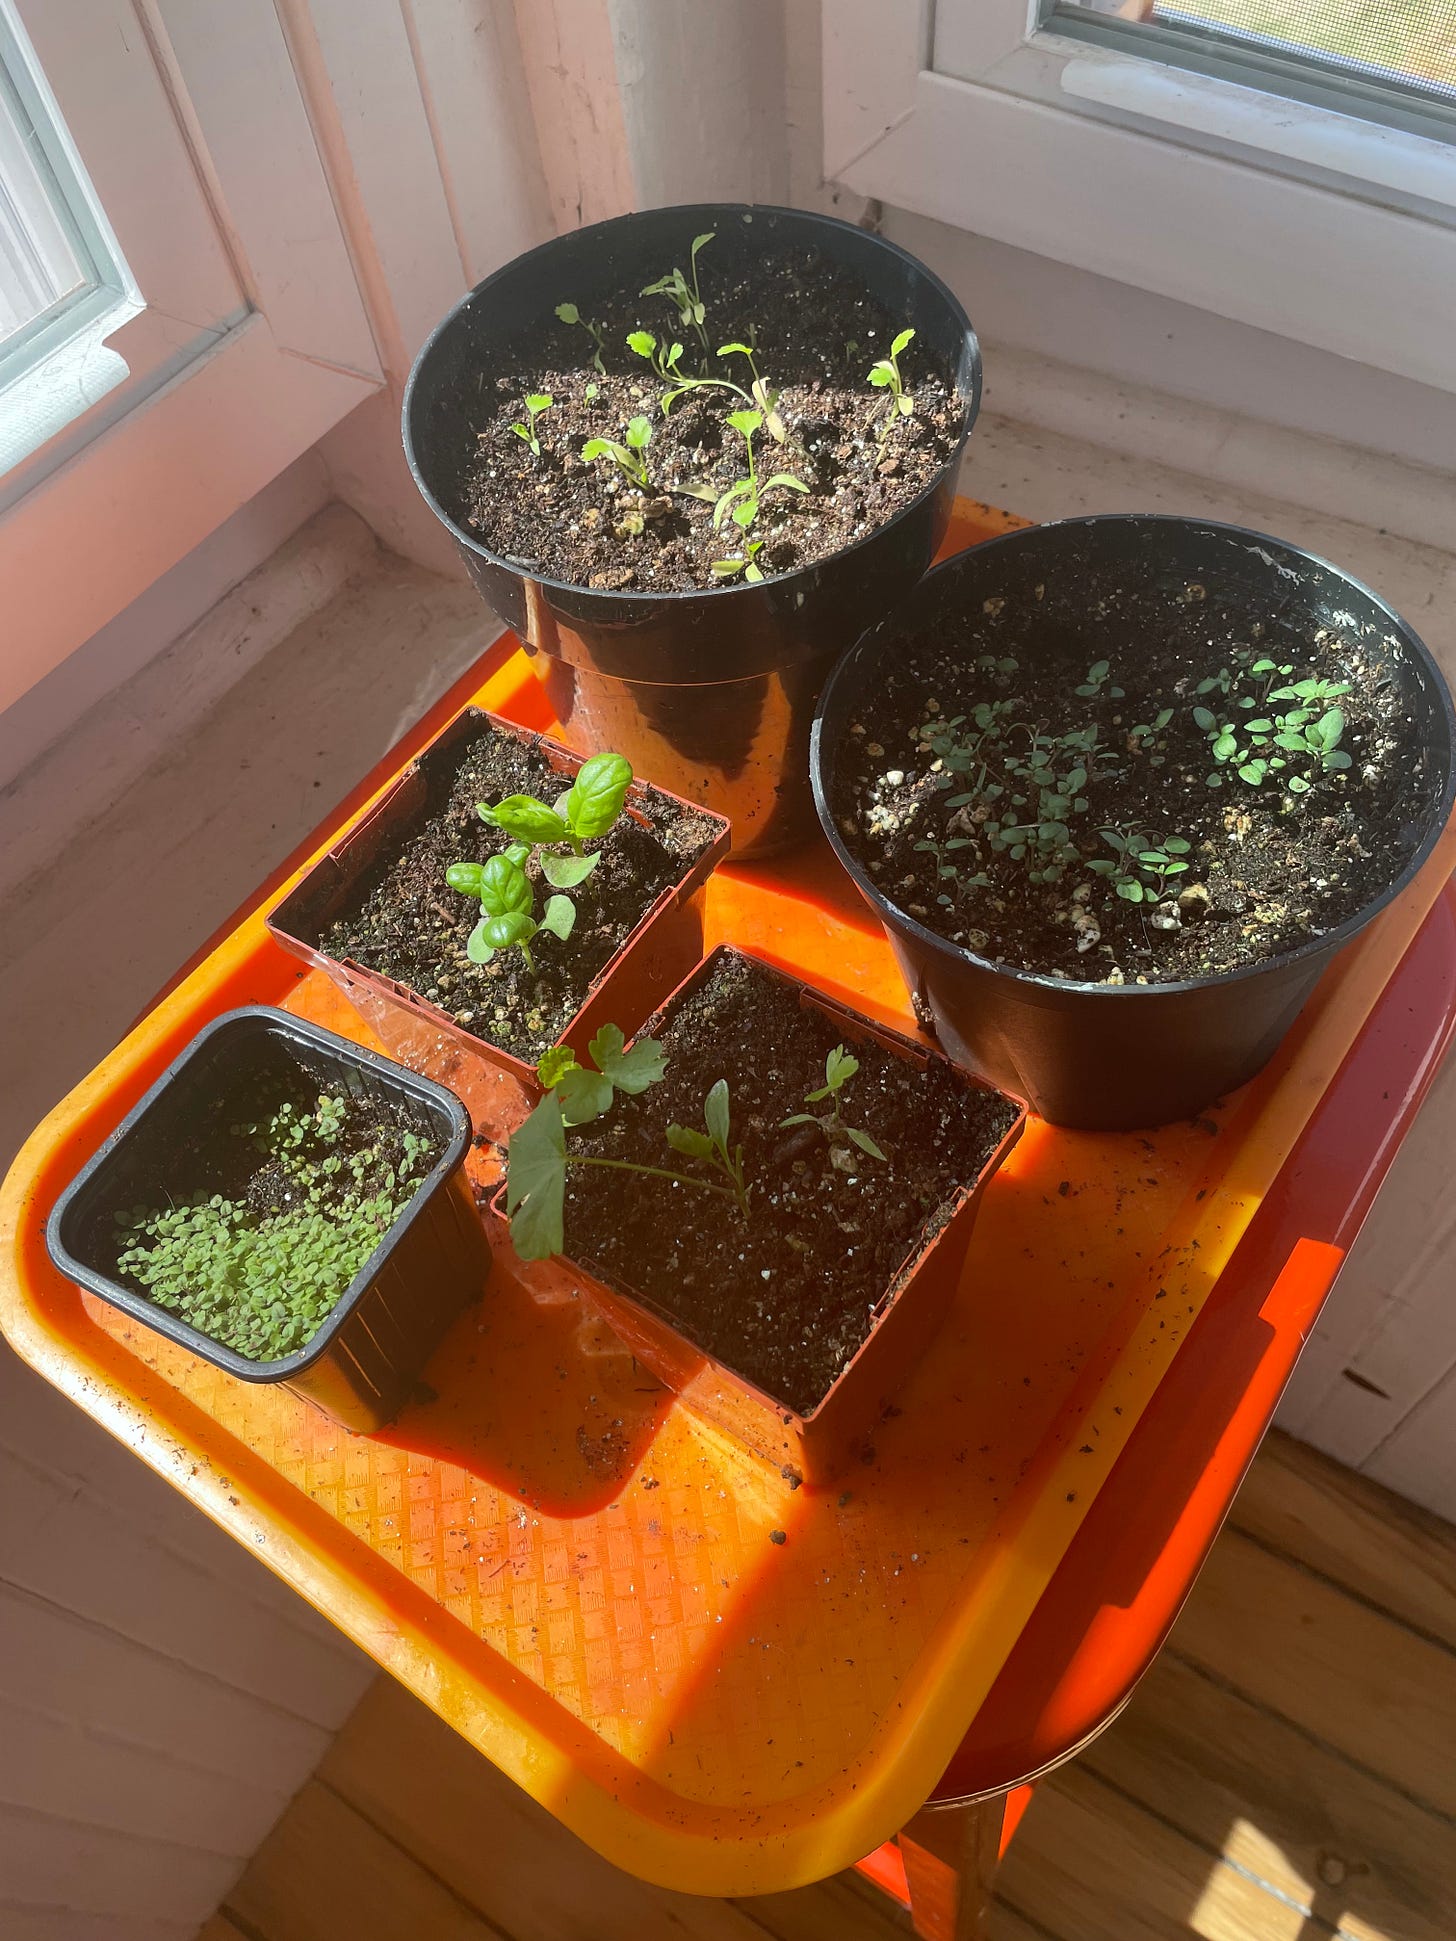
[45,1008,490,1432]
[403,203,980,858]
[811,516,1456,1130]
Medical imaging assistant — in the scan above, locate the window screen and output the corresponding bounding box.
[1054,2,1456,117]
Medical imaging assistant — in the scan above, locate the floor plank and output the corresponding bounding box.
[1167,1527,1456,1818]
[218,1437,1456,1941]
[225,1779,506,1941]
[1083,1650,1455,1941]
[996,1765,1333,1941]
[1230,1431,1456,1650]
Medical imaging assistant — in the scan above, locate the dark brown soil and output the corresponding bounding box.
[562,954,1018,1416]
[831,580,1436,984]
[458,235,961,593]
[315,721,722,1061]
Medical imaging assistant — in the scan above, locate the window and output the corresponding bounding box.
[1055,2,1456,130]
[822,0,1456,399]
[1,0,382,716]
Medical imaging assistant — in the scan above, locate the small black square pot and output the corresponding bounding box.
[45,1008,489,1432]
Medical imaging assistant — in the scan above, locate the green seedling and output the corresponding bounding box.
[716,341,786,442]
[713,409,808,532]
[115,1095,432,1362]
[506,1029,739,1261]
[581,415,654,491]
[641,231,715,361]
[554,301,606,373]
[913,833,991,906]
[629,326,750,419]
[780,1044,886,1163]
[1087,828,1191,903]
[1194,695,1351,792]
[867,327,915,432]
[511,392,553,457]
[448,753,633,953]
[666,1079,751,1219]
[710,539,765,583]
[1074,660,1125,700]
[444,852,574,969]
[476,750,633,863]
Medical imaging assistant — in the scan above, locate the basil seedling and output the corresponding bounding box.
[444,853,574,970]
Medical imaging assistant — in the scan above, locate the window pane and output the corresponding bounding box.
[1055,2,1456,109]
[0,66,90,349]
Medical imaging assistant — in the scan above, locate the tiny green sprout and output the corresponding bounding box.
[717,341,786,443]
[444,853,573,970]
[780,1044,887,1164]
[581,415,654,492]
[1074,660,1125,700]
[631,325,750,417]
[641,231,715,360]
[867,327,916,430]
[666,1079,752,1220]
[506,1028,737,1261]
[711,538,765,583]
[555,301,606,374]
[584,379,599,401]
[713,408,809,533]
[511,392,553,457]
[1088,828,1191,904]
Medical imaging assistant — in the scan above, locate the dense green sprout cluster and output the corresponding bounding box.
[113,1094,433,1363]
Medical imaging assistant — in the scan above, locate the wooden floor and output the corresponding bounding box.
[203,1432,1456,1941]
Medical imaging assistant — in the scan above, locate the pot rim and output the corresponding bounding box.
[811,511,1456,1003]
[402,200,981,608]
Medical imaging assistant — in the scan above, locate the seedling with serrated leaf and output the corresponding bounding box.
[582,416,654,492]
[554,301,606,374]
[641,231,715,361]
[713,409,809,533]
[666,1079,751,1219]
[511,393,553,457]
[780,1044,886,1165]
[867,328,915,441]
[507,1028,744,1261]
[443,852,574,970]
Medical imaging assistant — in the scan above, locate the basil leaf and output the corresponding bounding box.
[560,753,633,839]
[444,861,486,897]
[477,854,533,918]
[478,794,570,845]
[481,910,537,951]
[541,851,600,890]
[537,894,576,942]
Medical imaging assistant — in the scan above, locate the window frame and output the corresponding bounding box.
[822,0,1456,399]
[1,0,383,716]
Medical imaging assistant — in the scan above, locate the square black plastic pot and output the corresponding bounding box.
[45,1007,490,1432]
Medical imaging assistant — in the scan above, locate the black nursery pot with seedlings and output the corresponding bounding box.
[45,1009,487,1433]
[403,204,980,858]
[267,707,729,1141]
[492,947,1024,1481]
[813,516,1456,1130]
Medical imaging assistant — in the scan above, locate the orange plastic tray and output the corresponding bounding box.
[5,509,1455,1896]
